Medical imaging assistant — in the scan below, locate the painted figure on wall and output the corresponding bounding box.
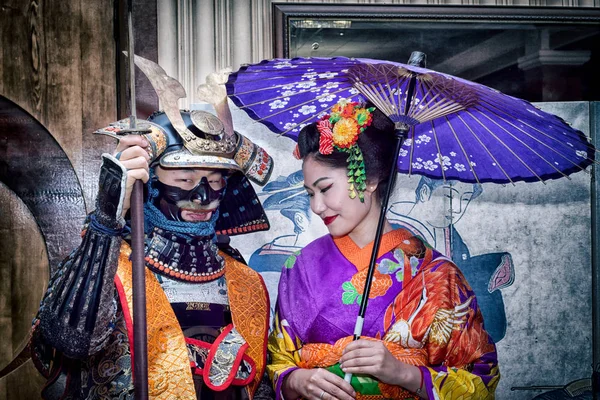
[248,169,311,318]
[388,177,515,342]
[249,170,311,271]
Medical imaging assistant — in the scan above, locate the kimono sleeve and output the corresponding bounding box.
[422,264,500,399]
[267,308,303,400]
[266,253,305,400]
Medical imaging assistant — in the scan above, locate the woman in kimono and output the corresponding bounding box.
[267,100,500,400]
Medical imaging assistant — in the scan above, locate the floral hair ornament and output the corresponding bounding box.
[319,100,375,202]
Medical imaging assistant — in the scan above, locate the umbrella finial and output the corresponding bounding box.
[408,51,427,68]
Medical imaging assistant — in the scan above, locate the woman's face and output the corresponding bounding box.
[302,156,374,238]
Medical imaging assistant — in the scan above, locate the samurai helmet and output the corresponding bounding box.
[95,54,273,235]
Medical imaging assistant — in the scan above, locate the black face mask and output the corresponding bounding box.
[152,177,226,221]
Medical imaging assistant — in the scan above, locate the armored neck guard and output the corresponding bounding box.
[144,227,225,283]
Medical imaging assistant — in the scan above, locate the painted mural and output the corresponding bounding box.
[388,177,515,343]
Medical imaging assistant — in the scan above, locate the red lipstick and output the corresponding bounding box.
[323,215,337,226]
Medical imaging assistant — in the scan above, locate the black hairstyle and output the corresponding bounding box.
[296,102,397,202]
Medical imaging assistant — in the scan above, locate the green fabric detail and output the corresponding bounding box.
[284,251,300,269]
[395,270,404,282]
[342,281,359,305]
[326,363,381,395]
[342,291,358,305]
[409,256,420,276]
[379,258,402,274]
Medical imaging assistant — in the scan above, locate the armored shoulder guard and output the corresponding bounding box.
[216,234,247,264]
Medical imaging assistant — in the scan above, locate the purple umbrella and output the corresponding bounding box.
[227,55,595,184]
[226,53,596,383]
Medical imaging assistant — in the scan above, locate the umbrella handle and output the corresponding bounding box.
[343,126,408,385]
[343,316,365,383]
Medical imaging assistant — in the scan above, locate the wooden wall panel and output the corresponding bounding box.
[0,0,117,398]
[81,0,119,207]
[0,185,48,400]
[0,1,45,116]
[43,0,84,194]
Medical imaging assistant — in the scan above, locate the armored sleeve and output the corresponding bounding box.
[36,154,127,359]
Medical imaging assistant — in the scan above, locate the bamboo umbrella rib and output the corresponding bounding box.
[515,118,599,166]
[465,110,546,183]
[413,93,449,119]
[395,84,404,119]
[476,94,593,154]
[245,86,352,125]
[429,121,448,182]
[444,116,482,185]
[385,76,402,119]
[475,110,572,179]
[232,77,351,100]
[410,79,470,123]
[353,82,385,114]
[356,81,395,117]
[386,76,402,118]
[413,79,447,112]
[381,76,404,115]
[236,85,352,111]
[473,89,595,166]
[394,78,406,116]
[376,74,399,116]
[483,110,595,172]
[408,125,416,177]
[416,102,466,124]
[229,71,355,96]
[456,114,515,184]
[350,65,401,116]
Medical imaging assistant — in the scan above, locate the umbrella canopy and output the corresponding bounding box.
[226,56,595,184]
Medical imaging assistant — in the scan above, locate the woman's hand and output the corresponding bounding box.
[283,368,356,400]
[113,135,150,216]
[340,340,419,388]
